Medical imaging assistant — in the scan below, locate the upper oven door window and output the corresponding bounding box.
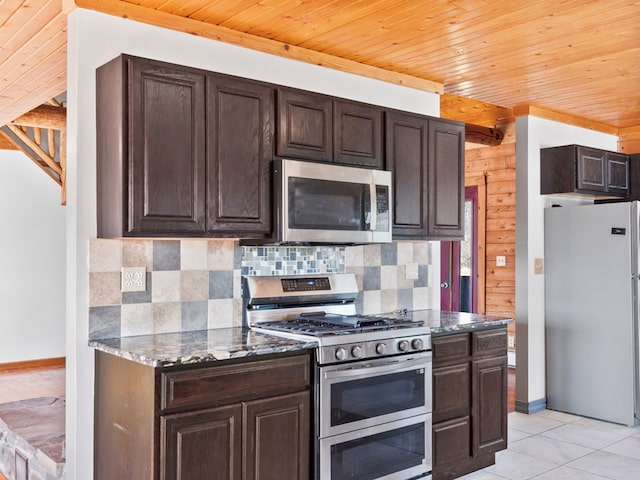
[319,352,432,438]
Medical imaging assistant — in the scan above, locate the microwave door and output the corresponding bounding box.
[284,176,374,244]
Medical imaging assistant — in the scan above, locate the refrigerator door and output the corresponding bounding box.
[545,202,637,426]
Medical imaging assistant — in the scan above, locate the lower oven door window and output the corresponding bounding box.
[320,414,432,480]
[320,352,432,437]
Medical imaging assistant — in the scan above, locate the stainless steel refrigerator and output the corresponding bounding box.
[545,201,639,426]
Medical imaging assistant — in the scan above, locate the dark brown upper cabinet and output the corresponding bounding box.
[386,110,429,237]
[386,111,465,240]
[540,144,630,198]
[277,88,384,168]
[96,55,273,238]
[333,99,384,168]
[428,119,465,239]
[628,153,640,201]
[277,88,333,162]
[97,55,207,237]
[206,74,273,236]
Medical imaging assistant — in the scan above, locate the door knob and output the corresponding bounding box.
[440,282,449,288]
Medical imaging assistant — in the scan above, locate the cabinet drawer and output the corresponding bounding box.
[161,354,311,412]
[471,328,507,357]
[432,334,469,364]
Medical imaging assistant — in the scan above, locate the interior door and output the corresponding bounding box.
[441,187,478,312]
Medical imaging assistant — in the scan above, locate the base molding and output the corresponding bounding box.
[0,357,65,372]
[515,397,546,414]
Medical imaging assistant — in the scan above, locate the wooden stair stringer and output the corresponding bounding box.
[0,100,67,205]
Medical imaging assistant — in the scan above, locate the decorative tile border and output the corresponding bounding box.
[241,246,346,276]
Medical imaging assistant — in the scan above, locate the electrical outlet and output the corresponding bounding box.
[122,267,146,292]
[534,258,544,275]
[508,335,515,348]
[496,255,506,267]
[405,263,419,280]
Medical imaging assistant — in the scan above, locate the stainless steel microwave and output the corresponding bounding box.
[270,159,392,244]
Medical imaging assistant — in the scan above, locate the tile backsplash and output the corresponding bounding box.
[88,239,436,340]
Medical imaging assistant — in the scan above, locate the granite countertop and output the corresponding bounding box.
[89,310,511,368]
[89,327,318,368]
[370,310,513,335]
[376,309,512,335]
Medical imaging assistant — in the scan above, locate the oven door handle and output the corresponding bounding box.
[323,355,431,380]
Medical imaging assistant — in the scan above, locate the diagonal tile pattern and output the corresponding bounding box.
[461,410,640,480]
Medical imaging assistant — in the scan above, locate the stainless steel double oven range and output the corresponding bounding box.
[244,273,432,480]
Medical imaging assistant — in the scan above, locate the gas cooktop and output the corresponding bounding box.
[256,312,425,336]
[243,273,431,363]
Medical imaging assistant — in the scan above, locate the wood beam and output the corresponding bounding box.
[70,0,443,94]
[0,125,62,187]
[11,105,66,130]
[441,93,514,127]
[465,123,504,146]
[0,130,18,150]
[513,104,618,136]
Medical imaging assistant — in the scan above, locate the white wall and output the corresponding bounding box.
[515,116,617,410]
[66,9,440,478]
[0,149,65,363]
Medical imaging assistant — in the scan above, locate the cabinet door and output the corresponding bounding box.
[244,391,310,480]
[433,362,470,423]
[428,119,465,239]
[386,110,429,238]
[606,152,629,195]
[277,88,333,161]
[207,75,274,235]
[334,99,383,168]
[432,416,471,470]
[129,58,207,234]
[161,404,242,480]
[577,146,607,192]
[471,355,508,457]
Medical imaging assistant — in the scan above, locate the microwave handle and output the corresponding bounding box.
[369,183,377,231]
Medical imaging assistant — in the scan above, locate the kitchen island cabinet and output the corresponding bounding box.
[96,55,273,238]
[431,326,508,480]
[94,349,312,480]
[386,111,465,240]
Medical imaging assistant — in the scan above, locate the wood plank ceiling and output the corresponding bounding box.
[0,0,638,134]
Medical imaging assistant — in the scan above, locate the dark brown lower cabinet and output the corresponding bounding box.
[432,327,508,480]
[244,393,310,480]
[162,404,242,480]
[95,350,312,480]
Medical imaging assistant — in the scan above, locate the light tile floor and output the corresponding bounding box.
[460,410,640,480]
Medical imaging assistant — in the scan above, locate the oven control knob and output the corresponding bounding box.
[351,345,363,358]
[335,347,348,361]
[375,343,387,355]
[398,340,410,352]
[411,338,424,350]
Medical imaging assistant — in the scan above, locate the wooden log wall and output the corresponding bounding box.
[465,123,516,349]
[619,126,640,154]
